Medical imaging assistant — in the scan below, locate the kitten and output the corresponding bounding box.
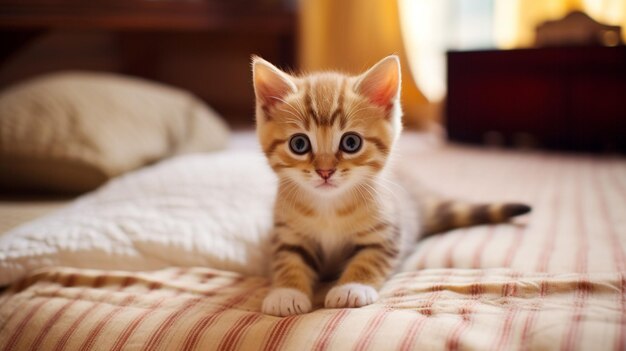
[252,55,530,316]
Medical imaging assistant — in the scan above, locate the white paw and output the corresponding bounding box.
[262,288,312,316]
[325,283,379,308]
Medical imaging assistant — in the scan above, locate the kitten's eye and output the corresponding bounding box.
[289,134,311,155]
[340,133,362,153]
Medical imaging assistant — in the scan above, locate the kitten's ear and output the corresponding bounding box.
[252,56,297,106]
[354,55,401,107]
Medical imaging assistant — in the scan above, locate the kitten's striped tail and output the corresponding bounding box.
[421,199,531,236]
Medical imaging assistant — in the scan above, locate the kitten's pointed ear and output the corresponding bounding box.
[252,56,297,106]
[355,55,401,107]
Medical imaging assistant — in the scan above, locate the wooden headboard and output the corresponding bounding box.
[0,0,297,127]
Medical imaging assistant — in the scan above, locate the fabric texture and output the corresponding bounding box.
[0,267,623,351]
[0,142,624,350]
[0,71,230,193]
[0,150,277,286]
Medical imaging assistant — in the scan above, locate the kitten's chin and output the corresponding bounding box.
[313,187,344,197]
[315,182,337,190]
[308,180,352,197]
[315,183,337,190]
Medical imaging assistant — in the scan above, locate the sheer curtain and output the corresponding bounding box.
[398,0,495,102]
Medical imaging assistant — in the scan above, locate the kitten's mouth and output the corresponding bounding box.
[315,181,337,189]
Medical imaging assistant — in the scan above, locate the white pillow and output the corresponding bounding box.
[0,150,277,286]
[0,71,230,193]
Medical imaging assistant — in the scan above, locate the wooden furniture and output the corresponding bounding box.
[0,0,294,31]
[446,46,626,153]
[0,0,297,126]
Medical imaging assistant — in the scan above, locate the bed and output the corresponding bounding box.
[0,131,624,350]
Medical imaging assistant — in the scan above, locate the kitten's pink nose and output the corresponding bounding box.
[316,169,335,180]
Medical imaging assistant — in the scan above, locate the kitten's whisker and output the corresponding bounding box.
[365,174,403,190]
[276,107,305,123]
[275,118,304,129]
[281,99,307,120]
[270,96,308,122]
[280,179,300,209]
[352,186,369,214]
[359,178,396,202]
[344,100,379,121]
[359,183,379,203]
[346,106,377,118]
[363,176,403,196]
[291,97,308,119]
[355,183,377,214]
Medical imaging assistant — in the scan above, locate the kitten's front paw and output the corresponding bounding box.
[262,288,312,316]
[325,283,378,308]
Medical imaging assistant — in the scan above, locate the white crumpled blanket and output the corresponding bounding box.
[0,150,277,286]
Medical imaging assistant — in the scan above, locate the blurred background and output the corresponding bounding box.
[1,0,625,151]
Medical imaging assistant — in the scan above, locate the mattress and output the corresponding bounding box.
[0,134,624,350]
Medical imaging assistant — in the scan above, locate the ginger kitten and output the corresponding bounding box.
[252,55,530,316]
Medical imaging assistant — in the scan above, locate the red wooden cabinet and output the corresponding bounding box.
[446,46,626,153]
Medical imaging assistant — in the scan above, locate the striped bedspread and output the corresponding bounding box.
[0,268,623,350]
[0,145,624,350]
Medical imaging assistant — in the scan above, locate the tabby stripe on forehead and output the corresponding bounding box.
[302,112,311,130]
[264,138,287,156]
[275,244,320,272]
[364,136,389,154]
[304,81,320,126]
[339,113,348,130]
[329,78,346,126]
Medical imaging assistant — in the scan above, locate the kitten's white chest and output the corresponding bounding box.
[317,230,352,280]
[302,213,360,278]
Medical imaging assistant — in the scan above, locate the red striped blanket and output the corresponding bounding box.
[0,268,623,350]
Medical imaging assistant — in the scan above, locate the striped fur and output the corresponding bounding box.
[252,55,531,316]
[421,199,531,236]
